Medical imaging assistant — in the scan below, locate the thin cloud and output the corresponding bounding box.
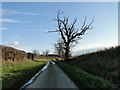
[0,19,19,22]
[29,29,47,32]
[23,12,38,15]
[2,9,38,16]
[72,43,117,56]
[0,28,8,30]
[0,19,30,23]
[2,9,54,16]
[22,20,30,23]
[17,46,38,53]
[38,13,55,16]
[72,43,117,53]
[6,41,20,46]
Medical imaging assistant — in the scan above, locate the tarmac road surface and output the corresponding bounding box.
[25,62,78,89]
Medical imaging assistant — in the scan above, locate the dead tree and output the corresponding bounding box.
[49,11,94,61]
[54,39,65,59]
[32,50,40,56]
[42,50,49,58]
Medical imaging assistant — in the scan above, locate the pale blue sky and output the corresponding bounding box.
[1,2,118,55]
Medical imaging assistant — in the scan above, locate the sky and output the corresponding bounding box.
[2,0,119,2]
[1,2,118,55]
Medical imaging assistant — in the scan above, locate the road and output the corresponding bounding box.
[25,61,78,89]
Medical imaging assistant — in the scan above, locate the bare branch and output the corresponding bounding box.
[48,30,59,33]
[70,17,94,41]
[70,18,77,31]
[49,10,94,60]
[57,12,67,45]
[81,16,87,30]
[87,16,95,28]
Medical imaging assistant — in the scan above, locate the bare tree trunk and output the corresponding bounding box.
[65,45,70,61]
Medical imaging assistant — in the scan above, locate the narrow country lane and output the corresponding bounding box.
[24,61,78,89]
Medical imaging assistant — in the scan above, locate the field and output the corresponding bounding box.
[2,59,47,88]
[66,46,119,87]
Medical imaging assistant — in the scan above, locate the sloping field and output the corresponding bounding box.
[67,46,119,87]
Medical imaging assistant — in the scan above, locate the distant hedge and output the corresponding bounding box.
[0,45,59,65]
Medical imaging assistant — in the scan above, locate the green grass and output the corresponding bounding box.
[56,61,116,88]
[67,46,120,87]
[32,58,51,62]
[2,60,46,89]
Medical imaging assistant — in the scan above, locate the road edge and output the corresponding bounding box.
[20,60,51,90]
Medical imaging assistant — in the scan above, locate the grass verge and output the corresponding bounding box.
[68,46,119,86]
[2,60,46,89]
[56,61,116,88]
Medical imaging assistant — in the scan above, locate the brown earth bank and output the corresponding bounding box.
[0,45,59,65]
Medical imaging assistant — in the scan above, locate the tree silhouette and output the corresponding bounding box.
[54,39,65,59]
[42,50,49,58]
[32,50,40,56]
[49,11,94,61]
